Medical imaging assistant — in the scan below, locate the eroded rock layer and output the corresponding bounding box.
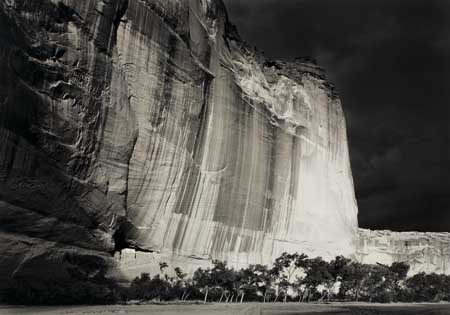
[357,229,450,275]
[0,0,358,285]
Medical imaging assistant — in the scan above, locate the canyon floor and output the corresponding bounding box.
[1,303,450,315]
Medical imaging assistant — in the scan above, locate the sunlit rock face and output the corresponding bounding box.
[116,1,358,269]
[357,229,450,275]
[0,0,358,285]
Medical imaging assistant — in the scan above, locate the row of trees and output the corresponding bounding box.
[4,253,450,304]
[123,253,450,304]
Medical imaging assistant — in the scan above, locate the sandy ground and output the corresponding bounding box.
[1,302,450,315]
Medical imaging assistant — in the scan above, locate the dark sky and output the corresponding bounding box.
[223,0,450,232]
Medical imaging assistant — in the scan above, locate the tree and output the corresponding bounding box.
[387,262,410,301]
[302,257,332,302]
[238,265,260,302]
[324,256,351,301]
[405,272,450,302]
[159,262,170,282]
[193,267,212,303]
[361,264,390,302]
[175,267,187,280]
[271,252,308,302]
[159,262,169,273]
[174,267,191,301]
[254,264,275,302]
[389,262,409,280]
[239,264,275,302]
[127,273,174,301]
[339,261,369,301]
[209,260,236,302]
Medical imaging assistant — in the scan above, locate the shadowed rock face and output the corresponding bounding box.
[0,0,358,285]
[0,0,134,288]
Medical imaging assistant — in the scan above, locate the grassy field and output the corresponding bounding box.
[1,303,450,315]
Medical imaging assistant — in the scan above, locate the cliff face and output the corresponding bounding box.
[115,0,358,266]
[357,229,450,275]
[0,0,132,288]
[0,0,358,286]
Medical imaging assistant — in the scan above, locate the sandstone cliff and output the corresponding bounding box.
[357,229,450,275]
[0,0,358,286]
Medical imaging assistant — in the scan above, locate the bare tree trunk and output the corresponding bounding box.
[204,287,209,303]
[230,294,234,303]
[319,293,325,302]
[181,290,186,301]
[274,294,279,303]
[219,292,224,303]
[284,294,287,303]
[240,292,245,303]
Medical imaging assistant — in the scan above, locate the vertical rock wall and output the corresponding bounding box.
[113,0,358,273]
[0,0,358,285]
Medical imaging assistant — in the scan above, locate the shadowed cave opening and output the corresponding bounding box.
[112,220,154,255]
[112,220,134,253]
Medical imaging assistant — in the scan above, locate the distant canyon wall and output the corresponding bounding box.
[357,229,450,275]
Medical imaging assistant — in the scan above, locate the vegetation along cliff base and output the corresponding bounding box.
[2,253,450,306]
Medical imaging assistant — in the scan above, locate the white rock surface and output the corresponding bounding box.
[357,229,450,275]
[115,1,359,271]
